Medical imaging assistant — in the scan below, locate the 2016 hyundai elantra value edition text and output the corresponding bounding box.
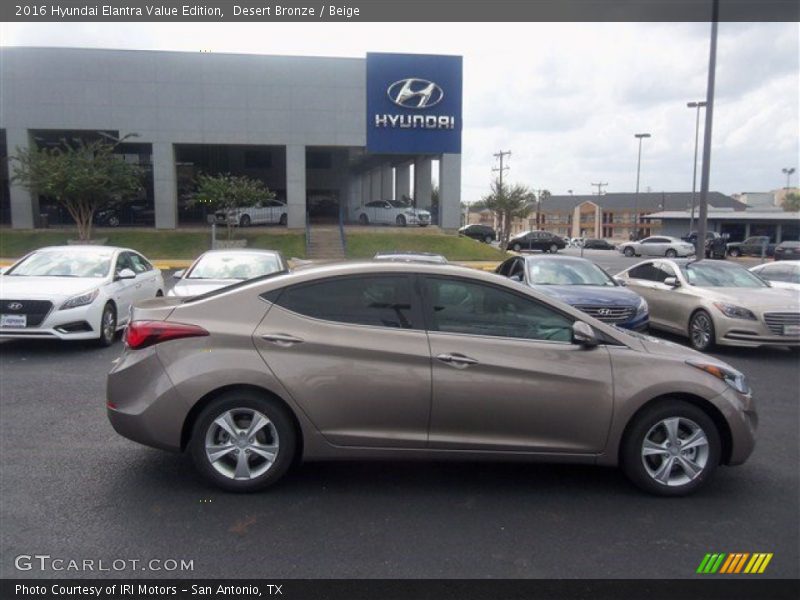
[107,262,757,496]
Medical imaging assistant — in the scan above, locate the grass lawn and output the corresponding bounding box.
[345,231,507,261]
[0,229,306,260]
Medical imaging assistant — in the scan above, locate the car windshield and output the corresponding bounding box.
[527,258,616,286]
[388,200,410,208]
[681,262,769,288]
[187,253,282,280]
[6,250,112,278]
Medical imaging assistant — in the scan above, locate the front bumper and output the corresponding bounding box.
[715,314,800,348]
[618,312,649,332]
[0,302,101,341]
[405,214,431,225]
[714,386,757,466]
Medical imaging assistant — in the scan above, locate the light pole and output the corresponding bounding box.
[782,167,796,189]
[687,101,707,232]
[633,133,651,240]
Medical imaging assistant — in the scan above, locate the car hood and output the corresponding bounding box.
[693,286,800,310]
[532,284,642,307]
[406,208,430,216]
[170,278,242,297]
[0,276,105,301]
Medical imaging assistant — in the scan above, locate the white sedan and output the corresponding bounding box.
[215,199,288,227]
[357,200,431,227]
[0,246,164,346]
[750,260,800,292]
[168,249,287,298]
[618,236,695,258]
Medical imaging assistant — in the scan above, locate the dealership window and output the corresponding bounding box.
[307,151,333,170]
[780,221,799,242]
[423,277,573,342]
[749,223,777,242]
[275,275,417,329]
[244,150,272,169]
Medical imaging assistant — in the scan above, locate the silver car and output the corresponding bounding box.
[618,236,695,258]
[357,200,431,227]
[168,250,287,298]
[617,259,800,351]
[108,262,757,496]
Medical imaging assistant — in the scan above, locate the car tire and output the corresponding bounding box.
[239,214,251,227]
[359,214,369,225]
[549,243,558,253]
[190,390,297,493]
[513,243,522,252]
[279,214,287,226]
[621,399,721,496]
[484,235,493,244]
[108,215,120,227]
[666,249,678,258]
[688,309,716,352]
[96,302,117,347]
[623,247,635,257]
[396,215,407,227]
[729,248,741,257]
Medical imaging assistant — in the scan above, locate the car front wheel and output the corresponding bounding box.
[359,214,369,225]
[623,247,635,257]
[622,400,720,496]
[513,243,522,252]
[190,391,296,492]
[689,309,716,352]
[239,214,251,227]
[96,302,116,347]
[396,215,407,227]
[666,248,678,258]
[484,235,493,244]
[549,243,558,253]
[729,248,741,257]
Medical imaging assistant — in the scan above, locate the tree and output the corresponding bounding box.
[11,137,144,241]
[189,173,275,240]
[480,179,536,248]
[783,192,800,212]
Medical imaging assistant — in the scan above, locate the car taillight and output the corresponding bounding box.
[124,320,209,350]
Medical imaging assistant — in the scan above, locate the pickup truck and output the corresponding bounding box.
[726,236,776,258]
[681,231,728,259]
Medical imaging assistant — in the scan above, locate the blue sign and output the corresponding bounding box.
[366,52,463,154]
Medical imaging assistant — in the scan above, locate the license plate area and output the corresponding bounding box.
[784,324,800,336]
[1,314,27,328]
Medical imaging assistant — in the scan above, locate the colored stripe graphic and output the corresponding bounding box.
[698,552,772,574]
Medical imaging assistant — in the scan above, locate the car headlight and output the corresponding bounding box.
[713,302,756,320]
[686,359,750,395]
[636,296,649,316]
[60,289,99,310]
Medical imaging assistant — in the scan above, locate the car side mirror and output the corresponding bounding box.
[664,277,680,288]
[573,321,598,348]
[116,268,136,280]
[173,269,186,280]
[613,277,627,286]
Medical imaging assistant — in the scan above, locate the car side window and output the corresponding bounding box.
[627,263,659,281]
[423,277,574,343]
[128,253,152,274]
[508,260,525,280]
[655,263,677,282]
[115,253,134,275]
[497,258,515,277]
[275,275,417,329]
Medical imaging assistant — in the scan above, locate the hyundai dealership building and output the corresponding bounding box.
[0,47,463,229]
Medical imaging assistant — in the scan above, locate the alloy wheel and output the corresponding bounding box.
[690,311,714,350]
[641,417,710,487]
[99,305,116,346]
[204,408,280,481]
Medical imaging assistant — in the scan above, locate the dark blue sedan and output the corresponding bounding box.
[496,255,649,331]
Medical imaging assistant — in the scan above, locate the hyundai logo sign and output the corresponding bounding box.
[7,302,23,311]
[387,78,444,109]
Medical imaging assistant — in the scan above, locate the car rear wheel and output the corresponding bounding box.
[621,400,720,496]
[665,248,678,258]
[689,309,716,352]
[729,248,741,257]
[190,391,296,492]
[96,302,116,347]
[108,215,120,227]
[484,235,493,244]
[549,243,558,253]
[239,214,251,227]
[396,215,407,227]
[279,213,287,226]
[623,247,635,257]
[359,214,369,225]
[513,243,522,252]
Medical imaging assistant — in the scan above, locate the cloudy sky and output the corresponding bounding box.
[2,21,797,203]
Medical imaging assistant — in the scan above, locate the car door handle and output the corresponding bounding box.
[436,353,479,368]
[261,333,304,347]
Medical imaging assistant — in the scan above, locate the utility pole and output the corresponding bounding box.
[591,182,608,195]
[634,133,651,241]
[492,150,511,235]
[492,150,511,187]
[687,101,707,233]
[697,0,719,259]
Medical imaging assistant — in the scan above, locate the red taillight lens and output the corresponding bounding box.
[124,320,209,350]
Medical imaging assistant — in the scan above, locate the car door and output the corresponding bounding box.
[128,252,160,301]
[421,275,614,453]
[253,274,432,448]
[640,237,662,256]
[648,261,694,331]
[109,252,139,324]
[622,262,681,332]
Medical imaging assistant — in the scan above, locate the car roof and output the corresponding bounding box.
[751,260,800,268]
[520,254,595,263]
[33,245,122,255]
[196,249,281,256]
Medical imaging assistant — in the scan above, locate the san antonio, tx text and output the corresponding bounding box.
[16,583,278,597]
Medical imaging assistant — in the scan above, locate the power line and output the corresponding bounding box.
[590,182,608,195]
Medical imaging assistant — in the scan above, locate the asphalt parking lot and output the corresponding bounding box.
[0,252,797,580]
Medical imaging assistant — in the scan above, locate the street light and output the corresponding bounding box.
[633,133,651,240]
[687,101,707,232]
[782,167,796,189]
